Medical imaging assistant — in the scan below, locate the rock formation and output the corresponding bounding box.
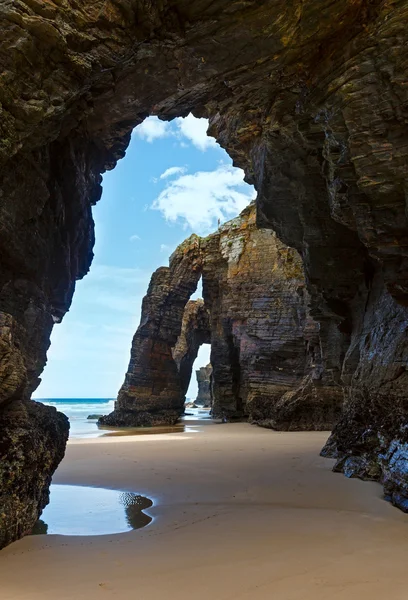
[100,236,202,427]
[195,365,212,408]
[0,297,69,549]
[172,300,211,399]
[106,203,342,429]
[1,0,408,545]
[202,204,343,428]
[0,400,68,549]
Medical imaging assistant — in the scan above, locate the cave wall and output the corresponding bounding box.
[1,0,408,545]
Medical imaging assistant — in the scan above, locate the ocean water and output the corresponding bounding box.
[36,398,211,439]
[36,398,115,439]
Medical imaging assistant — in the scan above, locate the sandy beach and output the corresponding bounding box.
[1,420,407,600]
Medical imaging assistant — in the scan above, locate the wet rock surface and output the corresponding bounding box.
[0,0,408,545]
[0,401,69,549]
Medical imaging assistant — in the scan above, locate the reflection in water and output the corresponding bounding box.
[31,485,153,536]
[99,408,211,438]
[100,423,199,437]
[120,492,153,529]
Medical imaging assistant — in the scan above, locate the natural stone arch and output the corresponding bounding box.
[105,203,342,429]
[100,235,203,427]
[1,2,407,419]
[172,299,211,399]
[1,1,408,547]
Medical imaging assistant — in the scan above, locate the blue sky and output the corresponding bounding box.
[33,116,254,399]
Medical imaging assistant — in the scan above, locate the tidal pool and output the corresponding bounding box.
[31,485,153,536]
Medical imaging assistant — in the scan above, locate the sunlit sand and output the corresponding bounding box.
[1,421,406,600]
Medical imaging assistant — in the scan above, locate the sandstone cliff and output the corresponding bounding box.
[105,203,342,430]
[100,236,202,427]
[202,204,343,428]
[1,0,408,546]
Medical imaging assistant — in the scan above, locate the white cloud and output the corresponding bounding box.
[152,165,254,234]
[129,234,141,242]
[134,117,171,142]
[160,244,172,253]
[175,114,218,151]
[133,114,219,152]
[160,166,186,179]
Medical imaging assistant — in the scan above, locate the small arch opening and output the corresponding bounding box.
[185,343,212,416]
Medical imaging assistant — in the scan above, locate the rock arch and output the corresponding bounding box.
[103,203,342,429]
[100,235,203,427]
[1,1,408,546]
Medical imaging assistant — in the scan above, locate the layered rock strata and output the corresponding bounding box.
[201,204,343,427]
[195,365,212,408]
[0,400,69,549]
[172,300,211,399]
[0,305,69,549]
[0,0,408,545]
[106,204,342,430]
[100,237,202,427]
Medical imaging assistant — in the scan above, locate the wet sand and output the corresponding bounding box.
[1,420,407,599]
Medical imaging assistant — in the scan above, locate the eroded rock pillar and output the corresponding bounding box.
[195,364,213,408]
[202,203,343,427]
[100,236,202,427]
[172,299,211,397]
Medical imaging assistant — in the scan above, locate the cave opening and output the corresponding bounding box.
[2,1,408,559]
[180,278,213,410]
[33,115,253,437]
[185,343,212,407]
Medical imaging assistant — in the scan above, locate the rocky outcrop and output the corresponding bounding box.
[320,273,408,512]
[100,236,202,427]
[108,203,342,429]
[0,304,69,548]
[201,204,343,428]
[0,400,69,549]
[102,260,210,427]
[195,365,212,408]
[1,1,408,545]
